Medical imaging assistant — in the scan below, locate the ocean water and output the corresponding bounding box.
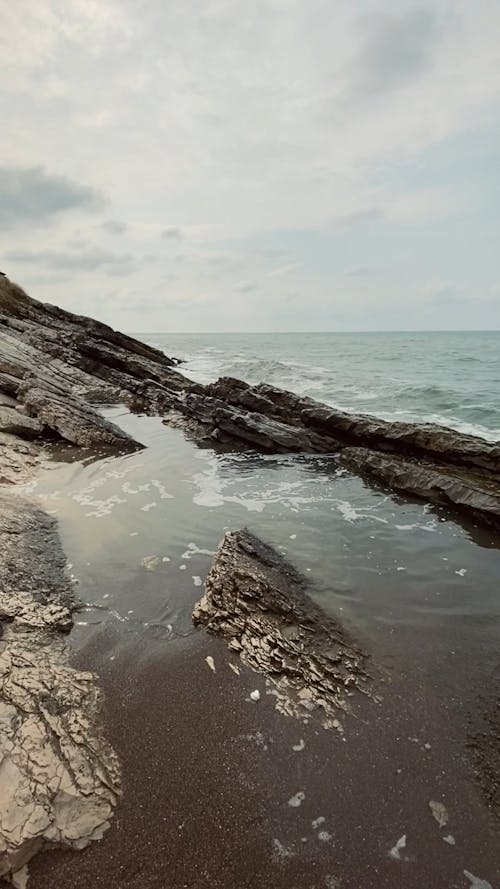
[142,331,500,442]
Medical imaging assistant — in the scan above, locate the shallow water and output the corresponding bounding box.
[24,407,500,884]
[27,410,500,689]
[142,330,500,441]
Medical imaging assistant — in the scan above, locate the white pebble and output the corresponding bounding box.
[389,834,406,860]
[250,689,260,702]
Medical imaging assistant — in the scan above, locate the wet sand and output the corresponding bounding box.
[24,623,500,889]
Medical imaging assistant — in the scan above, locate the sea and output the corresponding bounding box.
[147,330,500,442]
[23,329,500,881]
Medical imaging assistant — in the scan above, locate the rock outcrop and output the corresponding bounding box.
[1,273,499,880]
[168,378,500,531]
[193,530,371,731]
[0,275,198,454]
[1,273,499,530]
[0,495,121,887]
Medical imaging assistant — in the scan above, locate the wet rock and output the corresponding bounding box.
[193,530,371,730]
[0,493,121,884]
[338,447,500,531]
[167,377,500,530]
[1,273,499,529]
[207,377,500,474]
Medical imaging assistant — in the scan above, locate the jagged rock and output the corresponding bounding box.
[169,392,330,453]
[0,275,196,454]
[1,273,499,528]
[0,494,121,885]
[206,377,500,474]
[193,530,371,730]
[177,377,500,530]
[339,447,500,529]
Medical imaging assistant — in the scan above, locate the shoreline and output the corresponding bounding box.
[24,624,500,888]
[1,275,500,886]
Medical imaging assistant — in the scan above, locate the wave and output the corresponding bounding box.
[157,339,500,445]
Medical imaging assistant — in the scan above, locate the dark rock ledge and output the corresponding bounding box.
[193,529,372,732]
[1,273,499,530]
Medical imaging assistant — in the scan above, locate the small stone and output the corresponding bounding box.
[389,834,406,860]
[141,555,160,571]
[249,689,260,702]
[429,799,448,828]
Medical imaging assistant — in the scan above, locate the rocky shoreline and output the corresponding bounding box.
[2,274,499,532]
[1,274,500,884]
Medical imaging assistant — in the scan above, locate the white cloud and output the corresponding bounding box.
[0,0,499,329]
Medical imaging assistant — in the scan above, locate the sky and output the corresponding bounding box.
[1,0,500,332]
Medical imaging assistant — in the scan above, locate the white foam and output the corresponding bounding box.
[332,499,388,525]
[182,542,215,560]
[395,521,437,532]
[192,461,225,508]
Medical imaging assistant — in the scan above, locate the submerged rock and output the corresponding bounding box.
[193,530,371,730]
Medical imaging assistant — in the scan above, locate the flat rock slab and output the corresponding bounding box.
[193,529,372,731]
[0,494,121,886]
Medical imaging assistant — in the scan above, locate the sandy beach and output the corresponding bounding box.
[20,620,500,889]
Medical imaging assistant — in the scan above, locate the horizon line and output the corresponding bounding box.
[129,328,500,335]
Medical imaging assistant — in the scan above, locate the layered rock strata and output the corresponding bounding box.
[193,529,371,731]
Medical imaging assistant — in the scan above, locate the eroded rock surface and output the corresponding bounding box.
[193,530,371,731]
[0,495,120,886]
[0,275,197,454]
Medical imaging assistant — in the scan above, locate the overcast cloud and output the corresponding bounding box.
[1,0,499,331]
